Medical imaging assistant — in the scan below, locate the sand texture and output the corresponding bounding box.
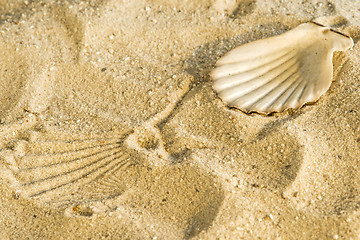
[0,0,360,239]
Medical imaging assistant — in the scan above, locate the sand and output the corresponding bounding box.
[0,0,359,239]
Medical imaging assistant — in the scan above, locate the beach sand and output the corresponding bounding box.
[0,0,360,239]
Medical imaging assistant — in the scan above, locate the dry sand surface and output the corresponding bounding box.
[0,0,360,239]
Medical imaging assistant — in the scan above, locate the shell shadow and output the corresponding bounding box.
[184,22,292,86]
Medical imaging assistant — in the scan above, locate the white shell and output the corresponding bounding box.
[211,22,354,114]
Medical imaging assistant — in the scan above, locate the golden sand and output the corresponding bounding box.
[0,0,360,239]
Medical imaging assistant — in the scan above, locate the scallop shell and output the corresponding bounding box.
[211,22,354,114]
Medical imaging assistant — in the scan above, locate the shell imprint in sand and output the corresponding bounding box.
[211,22,354,114]
[0,78,193,209]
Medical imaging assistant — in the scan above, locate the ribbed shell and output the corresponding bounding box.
[211,22,354,114]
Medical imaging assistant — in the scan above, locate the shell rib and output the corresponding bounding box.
[211,22,354,114]
[2,132,135,207]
